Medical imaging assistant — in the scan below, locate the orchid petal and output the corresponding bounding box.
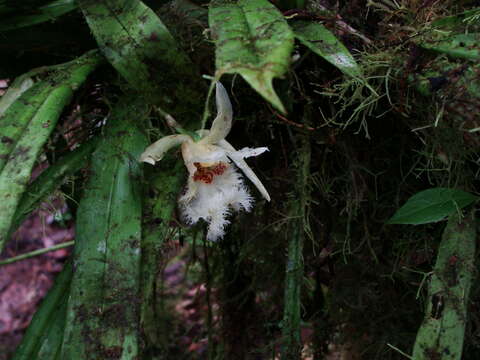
[229,147,269,159]
[218,139,271,202]
[199,82,233,145]
[140,134,191,165]
[179,140,200,203]
[189,146,227,163]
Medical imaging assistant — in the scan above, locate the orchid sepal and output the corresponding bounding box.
[139,134,191,165]
[218,139,271,202]
[199,82,232,145]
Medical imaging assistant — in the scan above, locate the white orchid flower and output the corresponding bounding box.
[140,82,270,241]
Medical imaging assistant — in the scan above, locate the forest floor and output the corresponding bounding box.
[0,205,212,360]
[0,206,72,360]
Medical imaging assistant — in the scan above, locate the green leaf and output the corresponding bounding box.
[0,0,77,32]
[0,80,52,172]
[61,97,148,359]
[35,295,69,360]
[387,188,478,225]
[10,138,99,234]
[282,107,311,358]
[12,262,72,360]
[209,0,295,114]
[430,8,480,30]
[410,59,480,98]
[292,20,362,78]
[413,211,476,359]
[78,0,204,118]
[0,51,102,253]
[0,74,34,116]
[420,33,480,61]
[141,156,185,350]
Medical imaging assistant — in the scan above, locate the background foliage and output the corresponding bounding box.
[0,0,479,359]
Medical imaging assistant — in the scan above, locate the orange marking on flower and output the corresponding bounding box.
[193,162,228,184]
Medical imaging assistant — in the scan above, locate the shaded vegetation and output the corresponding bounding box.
[0,0,479,359]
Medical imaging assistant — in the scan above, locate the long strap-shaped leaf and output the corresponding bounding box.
[141,157,185,351]
[10,137,99,234]
[412,211,476,360]
[419,33,480,61]
[209,0,294,114]
[78,0,203,118]
[35,294,69,360]
[0,0,77,32]
[0,73,34,116]
[282,108,311,359]
[0,51,102,252]
[0,77,52,171]
[61,98,148,359]
[12,261,73,360]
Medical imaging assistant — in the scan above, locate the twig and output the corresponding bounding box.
[0,241,74,266]
[203,238,214,360]
[274,111,318,131]
[386,343,413,359]
[281,106,312,359]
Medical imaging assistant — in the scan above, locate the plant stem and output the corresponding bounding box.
[282,107,311,359]
[0,241,74,266]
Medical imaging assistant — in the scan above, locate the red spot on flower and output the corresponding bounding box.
[449,255,458,266]
[193,162,228,184]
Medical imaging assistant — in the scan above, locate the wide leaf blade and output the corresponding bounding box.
[387,188,478,225]
[10,137,99,234]
[0,51,102,252]
[430,8,480,30]
[0,78,53,172]
[412,211,476,359]
[61,98,148,359]
[292,20,362,78]
[420,33,480,61]
[0,74,34,116]
[12,262,72,360]
[140,156,185,351]
[209,0,294,113]
[78,0,204,119]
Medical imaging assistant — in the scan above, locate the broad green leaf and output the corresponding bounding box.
[420,33,480,61]
[209,0,294,114]
[387,188,478,225]
[0,74,34,116]
[0,0,77,32]
[430,8,480,30]
[10,138,99,234]
[61,98,148,359]
[0,51,102,253]
[12,262,72,360]
[410,59,480,99]
[0,52,101,171]
[292,20,362,78]
[141,156,185,350]
[78,0,204,118]
[35,295,68,360]
[0,80,52,172]
[413,212,476,359]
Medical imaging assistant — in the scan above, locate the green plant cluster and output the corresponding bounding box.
[0,0,479,359]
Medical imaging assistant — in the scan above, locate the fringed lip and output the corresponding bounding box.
[139,81,271,240]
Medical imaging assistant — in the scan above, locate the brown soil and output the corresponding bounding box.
[0,206,72,360]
